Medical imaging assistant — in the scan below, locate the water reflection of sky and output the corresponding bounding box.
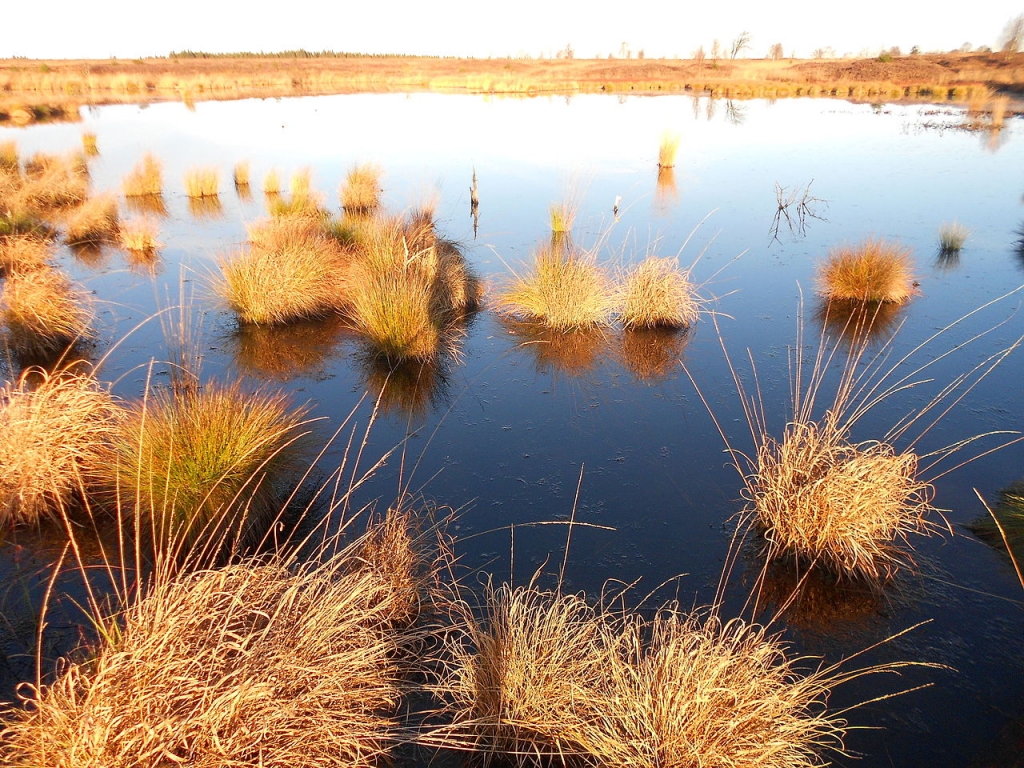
[3,94,1024,768]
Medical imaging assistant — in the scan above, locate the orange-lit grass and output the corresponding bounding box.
[341,163,382,214]
[495,243,615,331]
[0,553,407,767]
[345,213,478,362]
[122,153,163,198]
[184,166,219,198]
[216,218,347,324]
[0,234,51,276]
[106,380,311,561]
[0,368,121,527]
[15,152,88,210]
[1,266,93,358]
[658,131,681,168]
[817,239,914,304]
[65,193,119,245]
[118,216,162,255]
[619,256,700,330]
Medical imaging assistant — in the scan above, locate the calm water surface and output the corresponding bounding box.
[2,93,1023,767]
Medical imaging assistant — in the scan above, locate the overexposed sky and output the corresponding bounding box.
[4,0,1022,60]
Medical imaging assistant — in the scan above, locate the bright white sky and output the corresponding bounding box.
[3,1,1022,60]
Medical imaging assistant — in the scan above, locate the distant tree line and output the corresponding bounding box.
[167,49,435,59]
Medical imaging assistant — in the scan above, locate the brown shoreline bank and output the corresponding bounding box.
[2,51,1023,123]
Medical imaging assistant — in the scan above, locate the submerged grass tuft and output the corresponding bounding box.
[341,163,382,214]
[184,166,219,198]
[938,221,970,254]
[658,131,681,168]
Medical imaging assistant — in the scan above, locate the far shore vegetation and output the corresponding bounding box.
[2,51,1023,123]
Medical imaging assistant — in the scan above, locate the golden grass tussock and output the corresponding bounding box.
[0,554,406,767]
[263,168,281,196]
[658,131,681,168]
[81,131,98,157]
[0,234,52,276]
[438,582,610,763]
[748,412,935,581]
[0,140,20,173]
[938,220,970,253]
[341,163,383,215]
[1,266,93,359]
[232,159,250,188]
[118,216,162,255]
[345,213,478,362]
[495,243,615,331]
[217,218,348,324]
[619,256,700,330]
[122,153,163,198]
[14,151,89,211]
[434,584,846,767]
[64,192,119,245]
[184,166,220,198]
[816,239,915,304]
[105,381,310,561]
[0,368,122,527]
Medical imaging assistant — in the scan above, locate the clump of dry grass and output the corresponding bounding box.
[345,213,478,361]
[658,131,681,168]
[341,163,382,215]
[816,239,915,304]
[0,554,406,767]
[938,221,970,254]
[15,152,89,211]
[81,131,99,157]
[434,584,848,768]
[0,234,51,276]
[593,611,843,768]
[437,582,609,763]
[0,369,121,527]
[105,381,310,561]
[263,168,281,196]
[216,218,347,324]
[184,166,219,198]
[1,266,93,359]
[233,160,250,188]
[619,256,700,329]
[122,153,163,198]
[749,413,935,580]
[495,243,615,331]
[0,141,20,174]
[118,216,162,255]
[65,193,119,245]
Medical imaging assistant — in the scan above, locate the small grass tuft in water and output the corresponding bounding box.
[938,221,970,254]
[65,193,119,245]
[118,217,162,255]
[216,218,347,325]
[122,153,163,198]
[81,132,99,157]
[749,412,935,580]
[184,166,219,198]
[496,243,615,331]
[341,163,382,215]
[817,238,914,304]
[619,256,700,329]
[658,131,681,168]
[345,212,478,362]
[232,160,250,188]
[0,368,121,527]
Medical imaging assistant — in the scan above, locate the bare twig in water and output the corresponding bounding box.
[769,179,828,242]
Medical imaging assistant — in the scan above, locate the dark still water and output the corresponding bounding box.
[2,92,1023,767]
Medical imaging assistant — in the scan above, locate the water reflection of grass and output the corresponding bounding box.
[814,297,907,346]
[969,482,1024,575]
[502,318,611,377]
[226,314,352,380]
[617,327,689,383]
